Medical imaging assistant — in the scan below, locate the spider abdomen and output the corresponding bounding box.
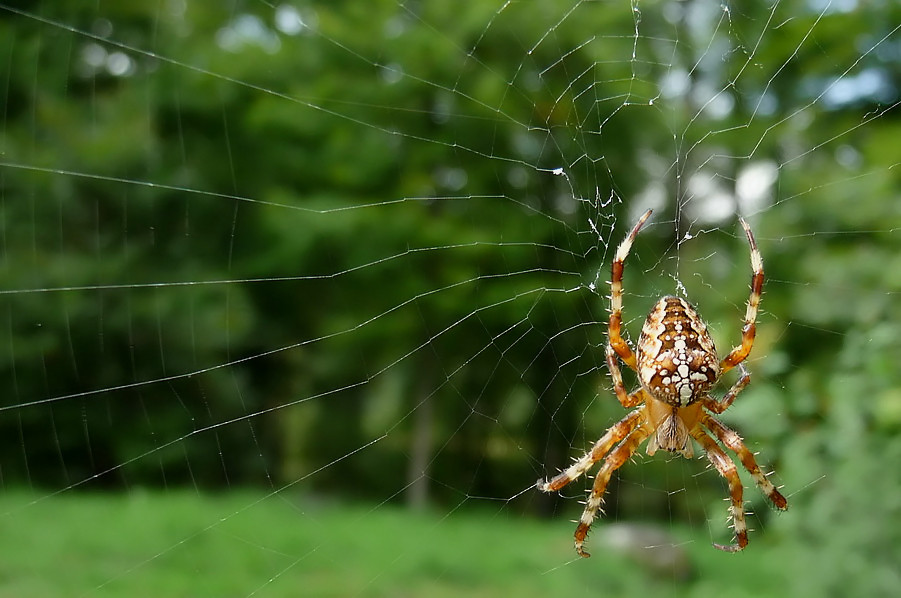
[637,296,720,406]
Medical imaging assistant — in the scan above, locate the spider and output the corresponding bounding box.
[537,209,787,557]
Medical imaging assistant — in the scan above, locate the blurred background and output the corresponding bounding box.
[0,1,899,596]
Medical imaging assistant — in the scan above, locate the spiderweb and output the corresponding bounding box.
[1,1,899,596]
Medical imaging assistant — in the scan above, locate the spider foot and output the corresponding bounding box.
[574,520,595,558]
[713,540,746,553]
[574,528,592,558]
[770,487,789,511]
[713,526,748,553]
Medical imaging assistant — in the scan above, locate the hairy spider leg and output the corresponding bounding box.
[690,426,749,552]
[573,423,652,557]
[704,363,751,414]
[606,344,643,408]
[537,408,643,493]
[702,412,788,511]
[608,208,653,371]
[720,217,764,373]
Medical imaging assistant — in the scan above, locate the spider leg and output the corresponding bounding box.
[606,344,644,408]
[537,408,643,493]
[609,209,653,371]
[690,426,748,552]
[703,363,751,414]
[702,412,788,511]
[573,422,652,557]
[720,217,764,373]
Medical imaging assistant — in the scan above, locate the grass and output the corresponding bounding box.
[0,489,792,597]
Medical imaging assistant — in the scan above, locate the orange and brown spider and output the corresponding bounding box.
[537,209,787,557]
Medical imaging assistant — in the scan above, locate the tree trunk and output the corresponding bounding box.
[406,362,434,510]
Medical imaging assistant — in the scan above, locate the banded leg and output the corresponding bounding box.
[702,412,788,511]
[573,423,652,557]
[537,409,643,493]
[721,217,764,373]
[606,344,644,408]
[608,208,653,371]
[690,427,748,552]
[703,364,751,414]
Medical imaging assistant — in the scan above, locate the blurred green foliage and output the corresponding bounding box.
[1,0,900,594]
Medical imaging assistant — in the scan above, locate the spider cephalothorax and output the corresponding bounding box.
[538,209,787,557]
